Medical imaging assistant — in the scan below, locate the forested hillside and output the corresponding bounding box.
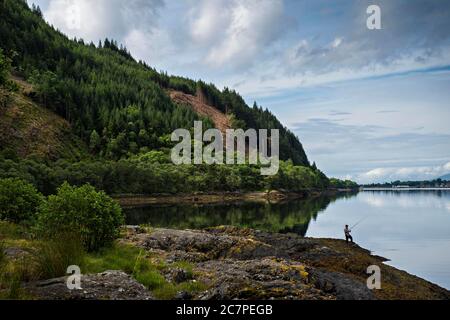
[0,0,331,195]
[0,0,308,165]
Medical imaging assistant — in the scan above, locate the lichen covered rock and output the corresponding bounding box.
[25,270,153,300]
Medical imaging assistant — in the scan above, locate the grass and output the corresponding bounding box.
[0,238,34,299]
[1,220,207,300]
[83,243,206,299]
[0,241,5,265]
[0,222,32,298]
[0,221,28,241]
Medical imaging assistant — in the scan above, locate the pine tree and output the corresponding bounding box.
[89,130,101,153]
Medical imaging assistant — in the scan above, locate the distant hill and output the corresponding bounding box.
[440,174,450,181]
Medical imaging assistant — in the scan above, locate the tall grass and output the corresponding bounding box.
[0,240,34,299]
[0,241,5,266]
[0,221,28,241]
[83,243,206,299]
[31,232,86,280]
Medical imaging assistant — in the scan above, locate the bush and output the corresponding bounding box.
[36,182,124,251]
[0,178,44,223]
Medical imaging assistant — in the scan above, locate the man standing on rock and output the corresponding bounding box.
[344,225,354,244]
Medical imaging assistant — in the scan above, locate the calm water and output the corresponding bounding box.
[124,190,450,289]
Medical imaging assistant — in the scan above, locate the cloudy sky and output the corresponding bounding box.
[27,0,450,183]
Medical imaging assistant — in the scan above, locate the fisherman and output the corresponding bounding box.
[344,225,353,244]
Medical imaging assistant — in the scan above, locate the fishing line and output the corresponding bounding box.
[350,216,369,230]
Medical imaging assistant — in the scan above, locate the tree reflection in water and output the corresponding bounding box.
[124,192,358,236]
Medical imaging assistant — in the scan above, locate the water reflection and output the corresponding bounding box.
[305,190,450,289]
[124,192,357,236]
[362,190,450,211]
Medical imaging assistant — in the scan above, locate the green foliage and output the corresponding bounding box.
[135,150,170,164]
[266,161,329,191]
[329,178,359,189]
[0,48,10,85]
[36,182,124,251]
[89,130,101,153]
[363,179,450,188]
[0,154,329,196]
[0,48,18,92]
[0,178,44,223]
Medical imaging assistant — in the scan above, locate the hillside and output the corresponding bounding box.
[0,76,88,160]
[0,0,331,196]
[0,0,309,166]
[440,174,450,181]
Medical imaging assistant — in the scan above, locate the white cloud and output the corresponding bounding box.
[444,162,450,171]
[188,0,231,45]
[235,43,450,97]
[363,195,386,207]
[33,0,450,94]
[331,37,343,48]
[42,0,163,43]
[357,162,450,184]
[124,28,173,65]
[196,0,284,68]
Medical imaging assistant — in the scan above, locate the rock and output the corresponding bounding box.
[194,258,327,300]
[175,291,193,300]
[126,228,281,261]
[3,247,29,260]
[311,269,375,300]
[124,225,146,235]
[25,270,153,300]
[119,226,450,300]
[165,268,191,283]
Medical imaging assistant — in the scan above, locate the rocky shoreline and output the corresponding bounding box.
[26,226,450,300]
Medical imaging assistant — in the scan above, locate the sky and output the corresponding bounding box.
[27,0,450,183]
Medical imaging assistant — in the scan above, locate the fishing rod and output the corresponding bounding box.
[350,216,369,230]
